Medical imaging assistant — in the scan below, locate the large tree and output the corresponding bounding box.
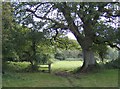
[13,2,120,72]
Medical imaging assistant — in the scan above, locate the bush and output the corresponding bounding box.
[54,52,65,60]
[24,64,39,72]
[3,57,19,62]
[63,50,82,58]
[105,58,120,69]
[36,53,51,64]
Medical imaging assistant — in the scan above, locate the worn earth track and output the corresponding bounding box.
[54,71,79,87]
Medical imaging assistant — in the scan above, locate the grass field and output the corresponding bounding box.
[52,61,83,72]
[2,61,118,87]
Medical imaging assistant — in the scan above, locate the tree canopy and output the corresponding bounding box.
[2,3,52,69]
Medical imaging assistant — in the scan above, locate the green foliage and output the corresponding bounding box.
[52,37,81,50]
[105,58,120,69]
[63,50,82,59]
[2,3,30,62]
[2,2,13,30]
[105,52,120,69]
[54,52,65,60]
[54,49,82,61]
[92,44,108,62]
[2,3,13,60]
[2,62,30,73]
[94,21,120,50]
[38,53,51,64]
[106,47,119,60]
[2,2,52,68]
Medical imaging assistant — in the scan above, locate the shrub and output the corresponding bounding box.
[36,53,51,64]
[105,58,120,69]
[54,52,65,60]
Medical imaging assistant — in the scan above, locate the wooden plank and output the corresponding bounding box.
[39,64,51,73]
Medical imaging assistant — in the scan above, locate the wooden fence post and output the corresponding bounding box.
[48,63,51,73]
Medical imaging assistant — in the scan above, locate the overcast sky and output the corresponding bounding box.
[67,32,76,40]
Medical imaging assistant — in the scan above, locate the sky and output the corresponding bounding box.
[67,32,76,40]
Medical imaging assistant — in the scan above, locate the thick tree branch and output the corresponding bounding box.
[43,6,53,18]
[60,3,84,42]
[94,38,120,50]
[26,8,68,29]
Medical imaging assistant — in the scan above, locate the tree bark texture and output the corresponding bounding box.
[80,48,96,72]
[77,37,97,72]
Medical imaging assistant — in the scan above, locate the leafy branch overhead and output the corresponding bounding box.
[23,2,120,43]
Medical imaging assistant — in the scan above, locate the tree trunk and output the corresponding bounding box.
[80,48,96,72]
[76,36,97,73]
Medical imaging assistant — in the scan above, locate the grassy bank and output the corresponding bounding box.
[3,69,118,87]
[2,61,118,87]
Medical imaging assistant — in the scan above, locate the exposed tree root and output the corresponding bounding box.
[76,64,100,73]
